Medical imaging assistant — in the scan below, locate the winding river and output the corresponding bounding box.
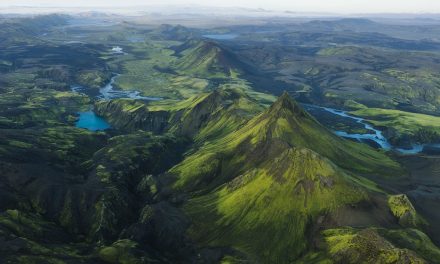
[320,106,392,150]
[98,75,162,101]
[304,104,439,155]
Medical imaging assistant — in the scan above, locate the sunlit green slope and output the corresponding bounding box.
[172,92,402,190]
[173,40,249,78]
[95,88,264,142]
[169,93,404,262]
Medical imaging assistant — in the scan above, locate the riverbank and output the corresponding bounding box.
[304,104,440,155]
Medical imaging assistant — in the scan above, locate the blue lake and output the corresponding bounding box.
[203,34,238,40]
[75,111,110,131]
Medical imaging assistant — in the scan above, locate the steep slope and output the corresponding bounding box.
[172,92,402,191]
[168,93,406,262]
[95,88,264,142]
[95,99,171,133]
[184,148,373,263]
[173,40,251,78]
[169,88,264,141]
[235,92,403,176]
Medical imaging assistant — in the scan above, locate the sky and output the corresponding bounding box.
[1,0,440,14]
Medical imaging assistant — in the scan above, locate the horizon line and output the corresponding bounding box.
[0,4,440,16]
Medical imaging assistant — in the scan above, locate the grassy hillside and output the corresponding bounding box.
[172,93,402,190]
[95,88,265,142]
[167,93,405,262]
[173,40,249,79]
[351,107,440,145]
[185,149,371,262]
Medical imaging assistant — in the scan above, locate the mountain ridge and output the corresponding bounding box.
[170,92,409,262]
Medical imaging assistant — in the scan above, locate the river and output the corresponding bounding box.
[303,104,439,155]
[98,75,162,101]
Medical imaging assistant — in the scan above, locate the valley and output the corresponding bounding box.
[1,11,440,264]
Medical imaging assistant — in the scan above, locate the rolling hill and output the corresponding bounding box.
[173,40,252,78]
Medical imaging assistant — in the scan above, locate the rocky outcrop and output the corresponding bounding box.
[320,228,431,264]
[388,194,427,229]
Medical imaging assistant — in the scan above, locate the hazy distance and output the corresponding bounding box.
[1,0,440,14]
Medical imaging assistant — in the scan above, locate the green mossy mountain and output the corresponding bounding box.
[95,88,264,141]
[1,87,439,263]
[92,89,437,263]
[172,92,402,191]
[166,92,405,262]
[173,40,250,78]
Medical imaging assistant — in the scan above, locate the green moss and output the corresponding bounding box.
[388,194,426,228]
[0,87,90,128]
[169,93,406,263]
[317,46,359,56]
[8,140,33,149]
[322,227,428,264]
[295,252,333,264]
[174,93,402,191]
[108,41,212,99]
[220,255,251,264]
[75,70,110,89]
[98,239,141,264]
[174,41,242,79]
[184,148,368,263]
[344,100,367,110]
[99,246,120,263]
[351,107,440,144]
[0,210,94,262]
[16,256,67,264]
[380,228,440,263]
[0,210,58,239]
[96,164,111,183]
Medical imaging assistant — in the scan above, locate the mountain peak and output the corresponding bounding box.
[268,91,308,118]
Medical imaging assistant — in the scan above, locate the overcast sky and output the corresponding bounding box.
[2,0,440,13]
